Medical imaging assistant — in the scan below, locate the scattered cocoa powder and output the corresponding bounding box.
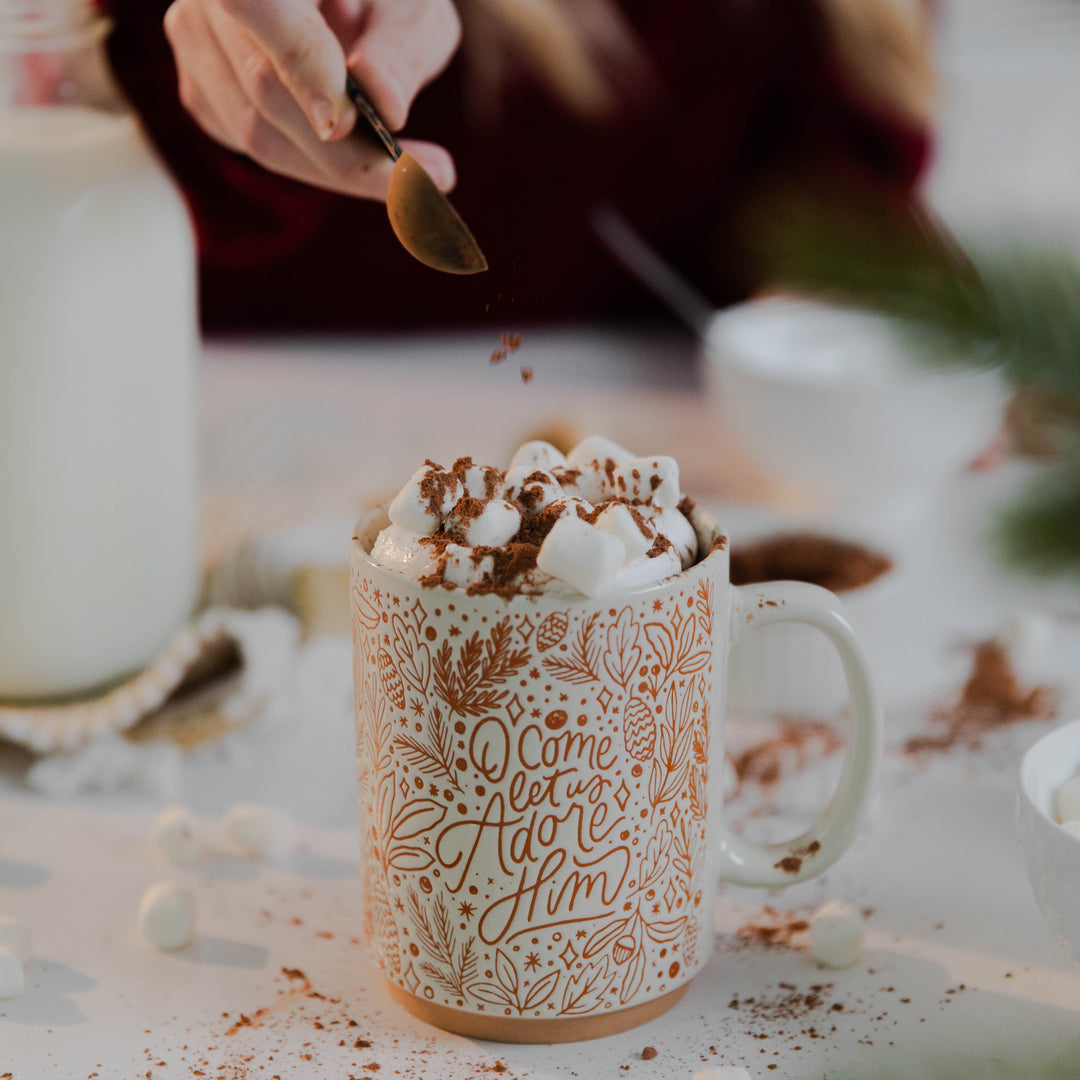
[641,1046,658,1060]
[731,719,844,791]
[730,533,893,593]
[735,906,813,950]
[904,639,1060,756]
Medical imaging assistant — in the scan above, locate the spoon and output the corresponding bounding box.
[346,74,488,275]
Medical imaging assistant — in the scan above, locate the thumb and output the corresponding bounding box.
[221,0,356,139]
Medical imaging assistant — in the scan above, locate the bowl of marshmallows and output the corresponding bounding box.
[1016,719,1080,963]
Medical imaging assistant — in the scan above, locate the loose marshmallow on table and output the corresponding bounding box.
[152,805,198,865]
[0,949,24,999]
[810,900,864,969]
[0,915,31,966]
[138,881,196,951]
[226,803,296,861]
[537,517,625,598]
[1057,776,1080,823]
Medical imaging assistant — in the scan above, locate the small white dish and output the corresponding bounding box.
[1016,719,1080,963]
[701,297,1008,514]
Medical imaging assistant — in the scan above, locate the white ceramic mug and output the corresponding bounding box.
[350,505,882,1043]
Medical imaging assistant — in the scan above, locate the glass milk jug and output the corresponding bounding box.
[0,1,199,700]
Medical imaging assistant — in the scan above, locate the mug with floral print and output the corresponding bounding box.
[350,505,881,1042]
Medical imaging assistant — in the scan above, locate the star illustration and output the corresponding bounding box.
[394,898,404,911]
[576,930,587,939]
[531,708,541,718]
[529,668,540,679]
[392,595,400,606]
[559,693,568,702]
[458,901,476,921]
[652,599,663,611]
[524,952,541,972]
[449,626,461,637]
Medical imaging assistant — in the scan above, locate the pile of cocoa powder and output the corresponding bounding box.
[730,533,893,594]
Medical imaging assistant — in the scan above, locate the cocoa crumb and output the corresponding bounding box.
[489,347,508,365]
[520,366,534,384]
[500,331,523,352]
[641,1046,658,1060]
[904,638,1059,756]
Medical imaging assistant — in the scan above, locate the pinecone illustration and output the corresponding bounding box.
[683,917,699,967]
[371,872,401,975]
[536,610,569,652]
[622,697,656,759]
[378,648,406,709]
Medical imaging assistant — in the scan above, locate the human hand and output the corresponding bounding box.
[164,0,460,198]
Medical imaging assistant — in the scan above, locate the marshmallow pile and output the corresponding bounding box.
[371,436,698,598]
[1057,773,1080,839]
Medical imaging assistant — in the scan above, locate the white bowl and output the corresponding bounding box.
[1016,719,1080,963]
[702,298,1008,512]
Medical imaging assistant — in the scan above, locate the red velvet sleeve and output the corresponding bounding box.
[105,0,930,333]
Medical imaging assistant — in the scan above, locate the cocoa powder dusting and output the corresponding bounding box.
[731,719,844,791]
[730,533,892,593]
[904,639,1060,756]
[520,366,534,384]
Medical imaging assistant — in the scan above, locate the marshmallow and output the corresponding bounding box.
[0,916,31,966]
[1057,776,1080,823]
[138,882,196,951]
[537,517,625,598]
[226,803,296,861]
[810,900,864,969]
[593,503,653,563]
[388,463,463,535]
[614,456,681,509]
[566,435,633,468]
[458,463,503,501]
[442,545,493,589]
[0,949,24,999]
[446,498,521,548]
[645,506,697,568]
[370,524,441,580]
[549,462,606,502]
[1061,819,1080,839]
[152,805,198,866]
[508,440,566,472]
[502,466,562,515]
[614,548,682,591]
[692,1069,753,1080]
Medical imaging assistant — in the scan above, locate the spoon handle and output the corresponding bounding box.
[345,74,402,162]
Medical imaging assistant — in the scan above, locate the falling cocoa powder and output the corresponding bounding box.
[519,365,534,384]
[904,639,1060,756]
[730,533,892,593]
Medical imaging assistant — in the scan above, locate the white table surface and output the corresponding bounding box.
[3,330,1080,1080]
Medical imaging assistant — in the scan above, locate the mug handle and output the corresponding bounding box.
[717,581,883,887]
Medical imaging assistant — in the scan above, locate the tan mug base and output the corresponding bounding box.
[386,979,691,1044]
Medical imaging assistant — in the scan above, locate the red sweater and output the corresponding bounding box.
[105,0,929,332]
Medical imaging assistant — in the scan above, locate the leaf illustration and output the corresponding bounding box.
[603,607,641,690]
[543,612,603,685]
[561,959,616,1016]
[392,706,460,789]
[495,949,520,997]
[470,982,517,1008]
[695,578,714,635]
[388,846,435,871]
[392,614,431,693]
[678,650,711,675]
[432,640,457,708]
[644,622,675,672]
[619,948,646,1004]
[643,916,687,944]
[582,915,629,960]
[353,585,381,631]
[637,819,673,892]
[522,970,560,1011]
[390,798,447,841]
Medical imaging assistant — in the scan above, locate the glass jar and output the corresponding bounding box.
[0,0,200,700]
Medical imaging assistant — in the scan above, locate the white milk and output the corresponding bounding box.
[0,106,199,699]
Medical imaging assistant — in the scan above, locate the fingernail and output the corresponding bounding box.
[311,98,336,140]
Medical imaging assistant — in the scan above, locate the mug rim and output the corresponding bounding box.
[350,503,728,607]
